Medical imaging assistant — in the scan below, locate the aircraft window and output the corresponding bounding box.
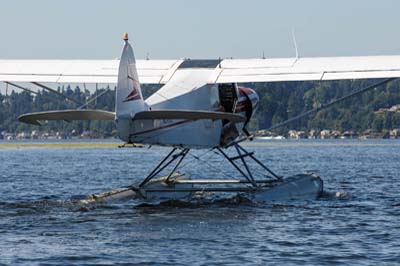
[210,84,220,110]
[178,59,220,69]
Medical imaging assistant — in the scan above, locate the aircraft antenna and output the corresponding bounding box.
[262,51,266,59]
[292,29,299,59]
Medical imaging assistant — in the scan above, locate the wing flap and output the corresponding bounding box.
[18,109,115,125]
[133,110,246,123]
[322,70,400,80]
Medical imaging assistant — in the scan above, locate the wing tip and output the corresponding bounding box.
[18,114,42,126]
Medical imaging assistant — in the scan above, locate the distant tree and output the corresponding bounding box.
[1,80,399,135]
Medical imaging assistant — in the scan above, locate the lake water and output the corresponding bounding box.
[0,140,399,265]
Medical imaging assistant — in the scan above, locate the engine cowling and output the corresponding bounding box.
[236,86,259,125]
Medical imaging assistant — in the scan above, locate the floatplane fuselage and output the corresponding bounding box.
[17,31,400,202]
[114,35,259,149]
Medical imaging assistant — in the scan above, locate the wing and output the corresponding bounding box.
[213,56,400,83]
[0,59,182,84]
[133,110,246,123]
[2,55,400,85]
[18,109,115,125]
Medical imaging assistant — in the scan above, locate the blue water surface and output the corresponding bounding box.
[0,139,399,265]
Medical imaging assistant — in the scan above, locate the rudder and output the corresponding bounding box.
[115,33,147,119]
[115,33,148,142]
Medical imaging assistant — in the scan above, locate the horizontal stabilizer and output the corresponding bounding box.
[133,110,246,123]
[18,109,115,125]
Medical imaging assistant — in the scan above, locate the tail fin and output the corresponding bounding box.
[115,33,147,119]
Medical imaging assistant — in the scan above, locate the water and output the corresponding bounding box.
[0,140,399,265]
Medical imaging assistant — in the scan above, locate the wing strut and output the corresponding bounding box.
[264,78,397,132]
[5,81,38,95]
[78,89,110,109]
[32,82,83,106]
[229,77,397,145]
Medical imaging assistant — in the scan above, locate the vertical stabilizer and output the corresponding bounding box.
[115,33,147,142]
[116,33,147,119]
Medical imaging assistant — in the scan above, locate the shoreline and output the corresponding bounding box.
[0,139,399,149]
[0,142,122,148]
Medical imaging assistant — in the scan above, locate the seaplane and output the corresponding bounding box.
[1,33,399,203]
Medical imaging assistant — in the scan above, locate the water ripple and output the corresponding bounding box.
[0,140,399,265]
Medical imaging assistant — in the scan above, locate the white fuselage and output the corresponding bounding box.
[117,68,258,148]
[114,42,259,149]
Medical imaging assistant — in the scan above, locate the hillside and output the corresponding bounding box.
[0,79,399,137]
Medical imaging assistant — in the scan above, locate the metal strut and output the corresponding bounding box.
[31,82,83,106]
[217,146,258,187]
[234,144,256,185]
[217,143,281,187]
[138,148,189,188]
[137,143,278,190]
[235,144,281,180]
[166,149,189,182]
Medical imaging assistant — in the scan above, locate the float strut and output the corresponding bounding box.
[216,147,258,187]
[138,148,191,188]
[138,148,177,187]
[166,149,189,182]
[234,144,257,185]
[236,144,281,180]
